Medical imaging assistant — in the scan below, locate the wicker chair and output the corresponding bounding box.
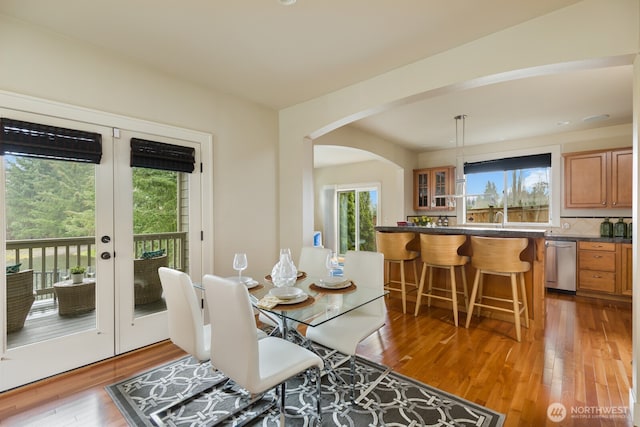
[6,269,35,333]
[134,255,168,305]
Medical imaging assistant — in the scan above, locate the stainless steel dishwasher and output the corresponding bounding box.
[545,240,576,292]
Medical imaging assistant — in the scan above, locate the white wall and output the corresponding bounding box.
[314,158,403,228]
[0,14,280,277]
[313,125,410,231]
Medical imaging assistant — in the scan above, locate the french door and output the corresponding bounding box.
[1,110,115,390]
[1,108,203,390]
[114,128,202,353]
[336,186,379,254]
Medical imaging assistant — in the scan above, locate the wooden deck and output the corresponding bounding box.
[7,298,167,349]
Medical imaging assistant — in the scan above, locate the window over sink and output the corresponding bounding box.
[463,153,552,226]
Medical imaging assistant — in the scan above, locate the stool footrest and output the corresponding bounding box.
[471,301,527,316]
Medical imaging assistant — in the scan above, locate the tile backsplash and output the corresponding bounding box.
[406,215,631,238]
[547,217,632,237]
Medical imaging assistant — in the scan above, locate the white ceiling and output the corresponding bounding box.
[0,0,632,167]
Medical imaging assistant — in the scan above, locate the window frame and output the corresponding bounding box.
[323,182,381,255]
[461,145,561,228]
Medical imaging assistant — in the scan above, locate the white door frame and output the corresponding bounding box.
[0,109,115,390]
[114,128,204,354]
[0,91,213,390]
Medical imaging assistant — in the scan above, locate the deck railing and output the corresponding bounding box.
[6,232,187,300]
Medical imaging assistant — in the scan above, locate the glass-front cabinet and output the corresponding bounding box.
[413,166,454,211]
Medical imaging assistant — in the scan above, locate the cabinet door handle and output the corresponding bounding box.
[593,275,602,278]
[593,255,602,258]
[602,201,607,205]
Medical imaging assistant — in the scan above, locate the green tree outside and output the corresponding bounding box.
[338,189,377,254]
[5,156,178,240]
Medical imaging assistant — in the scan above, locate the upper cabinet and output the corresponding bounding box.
[413,166,455,211]
[564,148,632,209]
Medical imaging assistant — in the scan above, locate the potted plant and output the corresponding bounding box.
[70,266,86,284]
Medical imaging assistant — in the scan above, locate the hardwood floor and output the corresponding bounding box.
[0,292,632,426]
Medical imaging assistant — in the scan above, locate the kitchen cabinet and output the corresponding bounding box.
[577,241,617,294]
[621,243,633,296]
[413,166,454,211]
[610,149,633,208]
[564,148,632,209]
[577,241,631,300]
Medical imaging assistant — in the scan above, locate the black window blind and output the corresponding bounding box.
[0,117,102,163]
[130,138,195,173]
[464,153,551,174]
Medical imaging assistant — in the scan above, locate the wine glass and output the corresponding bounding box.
[233,253,248,283]
[86,266,95,278]
[325,252,339,277]
[60,269,70,281]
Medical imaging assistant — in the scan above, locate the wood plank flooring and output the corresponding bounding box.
[0,292,632,426]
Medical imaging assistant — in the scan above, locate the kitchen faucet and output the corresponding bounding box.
[494,211,504,227]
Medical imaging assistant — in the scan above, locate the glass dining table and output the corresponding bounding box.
[248,273,387,341]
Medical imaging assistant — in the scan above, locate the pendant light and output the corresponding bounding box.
[454,114,467,198]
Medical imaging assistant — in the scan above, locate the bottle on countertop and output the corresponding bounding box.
[600,217,613,238]
[628,221,632,239]
[614,218,627,238]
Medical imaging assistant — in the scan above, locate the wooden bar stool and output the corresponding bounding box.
[414,234,469,326]
[375,231,419,314]
[465,236,530,342]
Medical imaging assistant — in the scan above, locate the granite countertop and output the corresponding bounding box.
[376,226,632,243]
[544,233,632,244]
[375,226,546,239]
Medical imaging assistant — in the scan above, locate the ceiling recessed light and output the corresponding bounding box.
[557,120,571,126]
[279,0,297,5]
[582,114,610,123]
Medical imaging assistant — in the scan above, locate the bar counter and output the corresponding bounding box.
[375,226,546,329]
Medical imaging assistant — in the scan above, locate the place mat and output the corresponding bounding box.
[264,271,307,282]
[309,282,357,294]
[248,283,264,292]
[258,295,315,310]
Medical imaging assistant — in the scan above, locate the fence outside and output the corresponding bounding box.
[6,232,187,300]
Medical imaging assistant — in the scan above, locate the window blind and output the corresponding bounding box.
[0,117,102,163]
[463,153,551,174]
[130,138,195,173]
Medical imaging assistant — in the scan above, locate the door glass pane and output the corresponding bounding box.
[337,189,378,255]
[417,172,429,208]
[4,156,96,348]
[337,191,355,254]
[358,190,377,251]
[132,168,188,318]
[433,171,447,208]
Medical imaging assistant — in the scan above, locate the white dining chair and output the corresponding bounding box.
[159,267,212,362]
[304,250,386,402]
[159,267,267,362]
[298,246,332,277]
[203,274,324,425]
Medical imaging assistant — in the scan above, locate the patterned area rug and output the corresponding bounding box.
[106,345,504,426]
